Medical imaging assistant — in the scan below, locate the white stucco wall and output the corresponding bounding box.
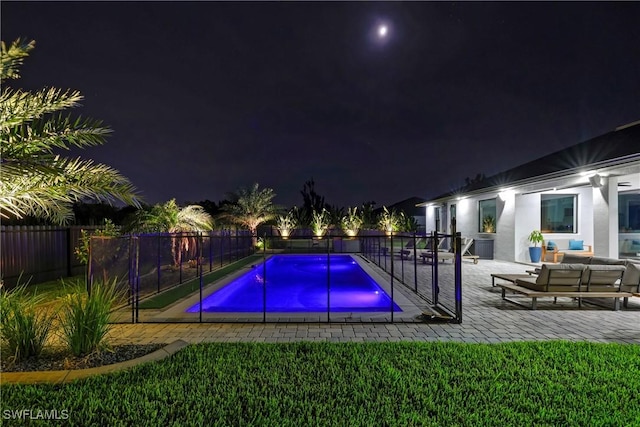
[423,186,598,263]
[514,188,594,262]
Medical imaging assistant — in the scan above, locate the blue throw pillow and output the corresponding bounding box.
[546,241,557,250]
[568,239,584,250]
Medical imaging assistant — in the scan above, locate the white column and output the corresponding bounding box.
[592,175,618,258]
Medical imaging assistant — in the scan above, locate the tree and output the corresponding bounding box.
[0,39,141,224]
[463,173,486,188]
[125,199,213,234]
[222,183,278,245]
[360,201,377,230]
[299,178,328,227]
[124,199,213,267]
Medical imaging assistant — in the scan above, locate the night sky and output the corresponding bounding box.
[3,2,640,209]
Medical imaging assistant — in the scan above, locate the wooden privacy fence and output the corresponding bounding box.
[0,225,99,288]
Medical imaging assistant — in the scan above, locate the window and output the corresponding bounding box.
[450,204,456,230]
[541,194,577,233]
[434,207,441,232]
[619,192,640,232]
[478,199,497,233]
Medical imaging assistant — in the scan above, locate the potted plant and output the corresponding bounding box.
[276,210,296,239]
[528,230,544,262]
[482,215,495,233]
[311,208,330,238]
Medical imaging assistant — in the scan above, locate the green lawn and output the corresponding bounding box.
[3,341,639,426]
[138,254,264,309]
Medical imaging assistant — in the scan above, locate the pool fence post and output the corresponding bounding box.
[432,230,439,306]
[413,233,418,293]
[219,232,224,268]
[87,236,93,296]
[390,232,394,323]
[400,234,405,284]
[208,233,213,272]
[235,230,239,261]
[134,236,140,324]
[454,231,462,323]
[327,235,331,323]
[157,235,161,294]
[263,232,267,323]
[199,232,203,323]
[178,233,183,285]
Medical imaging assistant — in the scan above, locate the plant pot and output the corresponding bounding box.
[529,246,542,263]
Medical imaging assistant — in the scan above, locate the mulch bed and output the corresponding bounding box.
[1,344,165,373]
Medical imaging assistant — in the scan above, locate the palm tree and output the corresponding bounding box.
[125,199,213,267]
[222,183,278,246]
[0,39,141,224]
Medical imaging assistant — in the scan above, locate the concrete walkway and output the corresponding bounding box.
[107,259,640,345]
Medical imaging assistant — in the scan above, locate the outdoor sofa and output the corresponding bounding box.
[493,254,640,310]
[541,238,594,263]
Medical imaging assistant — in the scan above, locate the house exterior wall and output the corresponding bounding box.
[424,185,598,263]
[514,187,594,262]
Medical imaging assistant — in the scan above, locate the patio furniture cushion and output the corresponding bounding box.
[562,254,592,264]
[568,239,584,250]
[535,263,586,285]
[541,239,593,263]
[622,260,640,290]
[581,265,626,291]
[516,264,584,292]
[589,256,626,266]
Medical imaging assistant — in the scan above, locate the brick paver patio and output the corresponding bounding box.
[106,259,640,346]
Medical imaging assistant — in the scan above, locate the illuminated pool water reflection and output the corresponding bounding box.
[186,255,402,313]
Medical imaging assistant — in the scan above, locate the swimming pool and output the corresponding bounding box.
[186,254,402,313]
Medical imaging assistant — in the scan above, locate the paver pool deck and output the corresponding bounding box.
[106,259,640,345]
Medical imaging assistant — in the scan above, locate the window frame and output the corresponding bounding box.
[540,193,578,234]
[478,198,497,233]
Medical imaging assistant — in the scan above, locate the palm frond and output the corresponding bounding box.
[0,39,35,82]
[54,156,142,208]
[0,175,75,224]
[3,114,111,159]
[0,88,84,129]
[174,205,214,232]
[0,156,141,224]
[0,38,142,225]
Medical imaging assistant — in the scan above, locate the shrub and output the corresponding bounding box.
[341,207,363,237]
[0,282,57,362]
[74,218,120,265]
[58,278,124,356]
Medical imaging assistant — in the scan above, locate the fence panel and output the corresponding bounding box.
[1,225,97,287]
[82,229,464,324]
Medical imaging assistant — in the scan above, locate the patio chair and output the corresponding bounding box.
[419,237,480,264]
[397,237,428,260]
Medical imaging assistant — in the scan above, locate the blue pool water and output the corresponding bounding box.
[186,255,402,313]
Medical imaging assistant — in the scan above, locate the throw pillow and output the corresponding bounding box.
[568,239,584,250]
[546,240,557,250]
